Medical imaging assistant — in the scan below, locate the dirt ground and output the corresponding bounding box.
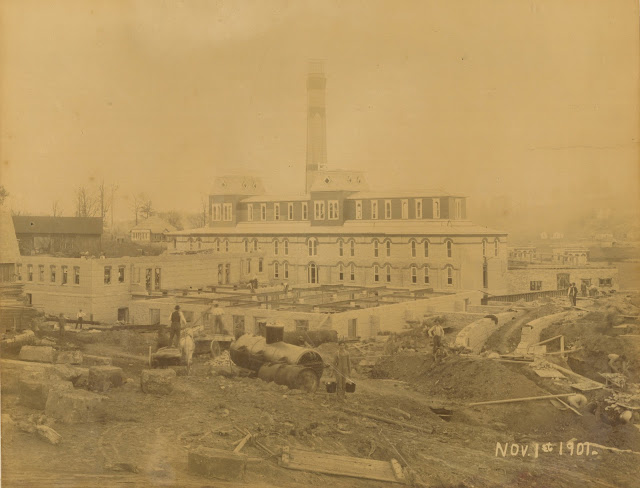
[2,304,639,488]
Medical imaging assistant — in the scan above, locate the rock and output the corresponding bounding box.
[18,377,73,410]
[56,350,83,365]
[170,365,189,376]
[390,407,411,420]
[19,346,56,363]
[45,389,106,423]
[188,446,247,481]
[52,364,86,383]
[83,355,112,366]
[88,366,123,392]
[36,425,62,445]
[140,369,176,395]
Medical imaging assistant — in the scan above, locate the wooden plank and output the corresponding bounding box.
[468,393,576,406]
[281,448,403,483]
[571,381,604,392]
[533,368,566,378]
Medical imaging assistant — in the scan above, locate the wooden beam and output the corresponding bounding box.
[341,407,434,434]
[468,393,576,406]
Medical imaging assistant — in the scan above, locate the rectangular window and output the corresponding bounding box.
[223,203,233,221]
[350,240,355,257]
[371,201,378,219]
[39,265,44,282]
[288,203,294,220]
[411,267,417,284]
[355,200,362,219]
[283,240,289,255]
[261,203,267,221]
[259,258,263,273]
[302,202,308,220]
[118,266,125,283]
[433,198,441,219]
[338,264,344,281]
[104,266,111,285]
[314,201,325,220]
[599,278,613,287]
[274,262,279,279]
[61,266,68,285]
[50,265,56,283]
[328,200,339,220]
[373,265,379,282]
[530,281,542,291]
[415,200,423,219]
[283,262,289,279]
[350,264,355,281]
[274,203,280,220]
[74,266,80,285]
[16,264,22,280]
[386,240,391,257]
[247,204,254,221]
[155,268,161,289]
[455,199,462,219]
[246,259,251,274]
[401,199,408,219]
[132,267,140,284]
[386,266,391,283]
[212,203,222,221]
[27,264,33,281]
[384,200,392,219]
[424,267,430,284]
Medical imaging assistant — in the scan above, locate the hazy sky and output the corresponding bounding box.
[1,0,638,221]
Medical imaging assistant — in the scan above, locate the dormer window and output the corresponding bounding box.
[324,177,331,184]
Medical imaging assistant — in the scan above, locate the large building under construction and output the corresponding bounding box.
[170,63,509,294]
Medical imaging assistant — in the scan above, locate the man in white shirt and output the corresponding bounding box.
[76,309,86,330]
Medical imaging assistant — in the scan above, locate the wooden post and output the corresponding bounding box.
[560,335,565,359]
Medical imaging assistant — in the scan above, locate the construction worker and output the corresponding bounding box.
[568,283,578,307]
[333,341,352,401]
[57,313,67,342]
[76,308,86,330]
[168,305,186,348]
[428,322,445,356]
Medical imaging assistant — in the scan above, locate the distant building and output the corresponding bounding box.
[130,216,176,243]
[508,247,537,263]
[552,247,589,265]
[551,232,564,240]
[539,232,548,240]
[12,216,102,255]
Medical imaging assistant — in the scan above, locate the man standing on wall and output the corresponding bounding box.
[168,305,186,348]
[76,309,86,330]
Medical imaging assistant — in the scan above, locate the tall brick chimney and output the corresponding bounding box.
[305,60,327,192]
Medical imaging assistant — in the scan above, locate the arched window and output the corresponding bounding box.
[197,238,202,250]
[308,263,318,284]
[338,264,344,281]
[482,239,487,257]
[410,240,417,258]
[373,239,379,258]
[446,240,452,258]
[447,266,453,285]
[494,239,499,257]
[373,265,379,282]
[349,239,355,257]
[308,238,318,256]
[338,239,344,257]
[244,239,249,253]
[215,239,220,252]
[188,238,193,250]
[283,239,289,255]
[253,239,258,251]
[386,240,391,257]
[173,238,177,249]
[274,240,279,256]
[424,240,430,258]
[350,264,356,281]
[274,262,279,279]
[411,265,417,284]
[424,266,430,284]
[385,265,391,283]
[283,262,289,279]
[224,239,229,252]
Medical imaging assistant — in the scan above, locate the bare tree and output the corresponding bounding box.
[75,187,99,217]
[129,193,142,225]
[110,183,119,230]
[159,211,183,230]
[97,180,111,228]
[0,185,8,206]
[140,199,154,219]
[51,200,62,217]
[200,197,208,227]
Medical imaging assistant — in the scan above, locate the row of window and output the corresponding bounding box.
[237,198,463,222]
[211,203,234,222]
[269,261,455,286]
[131,231,149,240]
[17,264,125,286]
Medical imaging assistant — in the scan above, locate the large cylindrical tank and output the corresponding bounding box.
[230,334,324,379]
[258,363,319,393]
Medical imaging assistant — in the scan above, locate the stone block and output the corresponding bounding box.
[56,350,83,365]
[188,446,246,481]
[19,376,73,410]
[45,389,106,423]
[19,346,56,363]
[83,355,112,366]
[51,364,86,383]
[88,366,123,392]
[140,369,176,395]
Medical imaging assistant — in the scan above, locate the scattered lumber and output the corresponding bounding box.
[233,433,251,454]
[468,393,576,407]
[279,446,405,484]
[341,407,433,434]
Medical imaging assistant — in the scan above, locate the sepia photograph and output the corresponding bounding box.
[1,1,639,487]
